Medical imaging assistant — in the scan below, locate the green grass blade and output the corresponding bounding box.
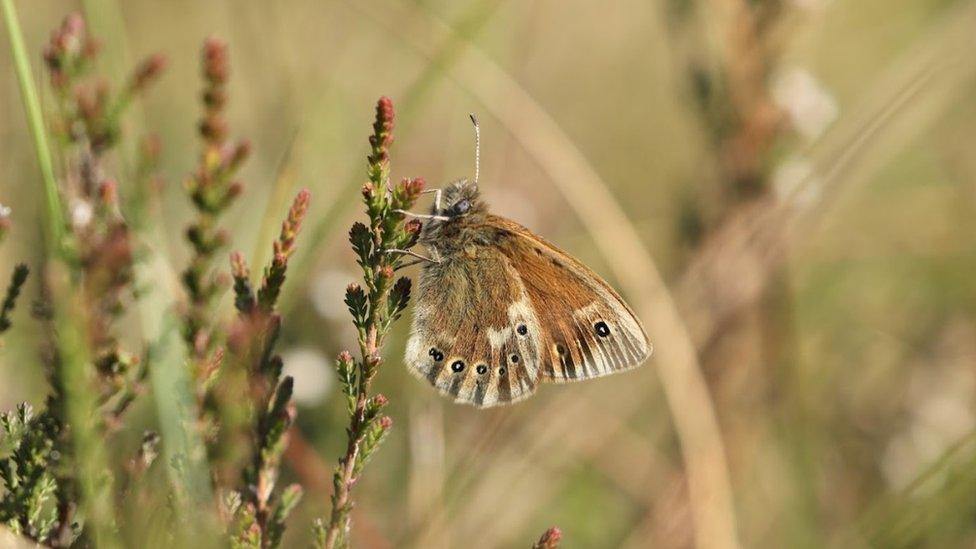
[0,0,65,250]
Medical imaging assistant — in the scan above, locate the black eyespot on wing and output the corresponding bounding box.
[429,348,444,361]
[556,342,568,356]
[510,354,519,363]
[498,366,507,375]
[517,324,528,336]
[595,321,611,338]
[451,360,465,373]
[476,364,488,375]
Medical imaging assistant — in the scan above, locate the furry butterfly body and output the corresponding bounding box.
[405,180,651,408]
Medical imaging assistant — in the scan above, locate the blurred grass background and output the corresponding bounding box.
[3,0,976,547]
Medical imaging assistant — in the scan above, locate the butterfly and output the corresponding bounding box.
[396,116,651,408]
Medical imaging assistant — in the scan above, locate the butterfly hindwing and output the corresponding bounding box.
[405,244,544,407]
[487,215,652,383]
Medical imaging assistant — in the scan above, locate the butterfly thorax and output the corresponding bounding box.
[419,179,492,260]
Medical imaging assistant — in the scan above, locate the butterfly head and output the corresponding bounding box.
[439,179,486,219]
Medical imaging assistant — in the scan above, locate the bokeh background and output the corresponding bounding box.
[3,0,976,547]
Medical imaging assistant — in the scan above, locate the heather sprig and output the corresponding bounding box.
[43,12,165,154]
[35,14,164,435]
[224,189,311,548]
[317,96,422,549]
[0,404,62,544]
[181,36,250,404]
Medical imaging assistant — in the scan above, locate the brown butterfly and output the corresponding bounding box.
[394,116,651,408]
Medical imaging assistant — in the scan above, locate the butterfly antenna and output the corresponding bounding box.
[469,113,480,186]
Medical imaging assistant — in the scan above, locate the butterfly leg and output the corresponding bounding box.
[394,209,450,222]
[384,248,441,268]
[419,188,443,212]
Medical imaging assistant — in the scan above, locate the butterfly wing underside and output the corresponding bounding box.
[489,216,651,384]
[405,243,546,407]
[405,215,651,408]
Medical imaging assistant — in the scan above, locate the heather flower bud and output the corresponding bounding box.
[404,218,422,236]
[203,37,229,83]
[228,140,251,170]
[402,177,425,200]
[534,527,562,549]
[230,251,249,279]
[60,13,85,57]
[199,114,228,143]
[375,97,395,140]
[337,350,354,364]
[130,53,167,92]
[361,182,375,200]
[378,416,393,430]
[368,96,395,167]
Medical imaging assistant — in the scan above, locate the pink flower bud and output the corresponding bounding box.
[404,219,422,235]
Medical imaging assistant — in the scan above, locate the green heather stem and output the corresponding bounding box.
[321,97,418,549]
[1,0,65,250]
[52,278,119,549]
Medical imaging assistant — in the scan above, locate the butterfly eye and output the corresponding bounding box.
[453,199,471,215]
[594,321,611,338]
[516,324,528,336]
[429,348,444,361]
[476,364,488,375]
[450,360,465,373]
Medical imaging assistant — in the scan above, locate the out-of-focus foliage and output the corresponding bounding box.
[1,0,975,547]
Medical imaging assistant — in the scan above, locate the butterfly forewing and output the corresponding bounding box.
[487,215,651,384]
